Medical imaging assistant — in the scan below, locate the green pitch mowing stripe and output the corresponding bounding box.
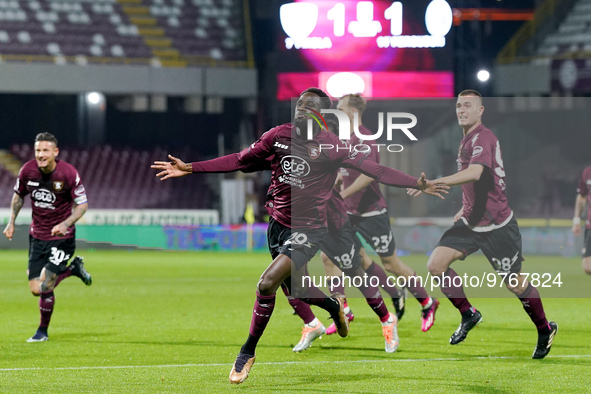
[0,250,590,393]
[2,353,591,372]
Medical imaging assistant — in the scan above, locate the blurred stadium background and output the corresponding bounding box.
[0,0,589,255]
[2,1,591,391]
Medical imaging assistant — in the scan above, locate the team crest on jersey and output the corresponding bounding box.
[53,181,64,191]
[308,145,320,160]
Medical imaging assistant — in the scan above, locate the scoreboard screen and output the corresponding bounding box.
[276,0,455,99]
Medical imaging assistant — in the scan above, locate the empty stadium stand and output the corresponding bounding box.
[0,0,251,67]
[537,0,591,58]
[0,144,216,209]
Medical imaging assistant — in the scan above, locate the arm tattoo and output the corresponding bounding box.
[63,203,88,227]
[10,194,23,221]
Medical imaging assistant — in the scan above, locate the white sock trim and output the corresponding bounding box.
[305,317,319,328]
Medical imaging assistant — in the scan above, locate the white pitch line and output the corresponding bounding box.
[0,354,590,373]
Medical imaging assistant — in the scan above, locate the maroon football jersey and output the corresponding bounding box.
[457,124,513,230]
[341,125,388,216]
[327,189,349,230]
[194,123,419,229]
[14,160,88,240]
[577,166,591,229]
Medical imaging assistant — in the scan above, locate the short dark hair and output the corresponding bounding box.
[35,132,58,147]
[301,87,333,110]
[458,89,482,99]
[341,93,366,114]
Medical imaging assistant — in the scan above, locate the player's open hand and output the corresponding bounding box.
[51,223,69,237]
[415,172,449,200]
[3,223,14,240]
[151,154,191,181]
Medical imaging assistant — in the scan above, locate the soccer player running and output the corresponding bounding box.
[3,133,92,342]
[152,88,448,384]
[324,94,439,332]
[572,166,591,274]
[408,90,558,359]
[290,189,403,353]
[239,154,405,354]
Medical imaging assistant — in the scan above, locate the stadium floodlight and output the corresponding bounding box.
[477,69,490,82]
[86,92,103,105]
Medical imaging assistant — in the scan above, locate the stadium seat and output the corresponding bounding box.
[537,0,591,57]
[0,0,249,66]
[1,145,215,209]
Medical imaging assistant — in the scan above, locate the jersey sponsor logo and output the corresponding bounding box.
[27,181,40,187]
[472,146,483,157]
[274,141,289,150]
[308,145,320,159]
[74,185,86,196]
[32,189,56,204]
[53,181,64,191]
[471,133,480,146]
[280,155,310,177]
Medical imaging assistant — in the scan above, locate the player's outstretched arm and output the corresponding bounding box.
[407,164,484,198]
[51,202,88,237]
[342,156,449,199]
[152,154,192,181]
[416,172,450,200]
[437,164,484,187]
[3,193,23,241]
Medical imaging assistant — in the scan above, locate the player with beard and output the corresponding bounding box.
[3,133,92,342]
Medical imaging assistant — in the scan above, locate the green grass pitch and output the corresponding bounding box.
[1,250,590,393]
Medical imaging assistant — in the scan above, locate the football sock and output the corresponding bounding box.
[405,270,429,304]
[357,283,390,322]
[241,292,276,355]
[365,262,401,298]
[39,291,55,332]
[421,297,433,309]
[54,268,73,287]
[439,268,473,314]
[305,317,320,328]
[329,281,345,297]
[518,283,550,333]
[381,313,395,326]
[280,283,316,325]
[461,306,477,320]
[303,293,340,315]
